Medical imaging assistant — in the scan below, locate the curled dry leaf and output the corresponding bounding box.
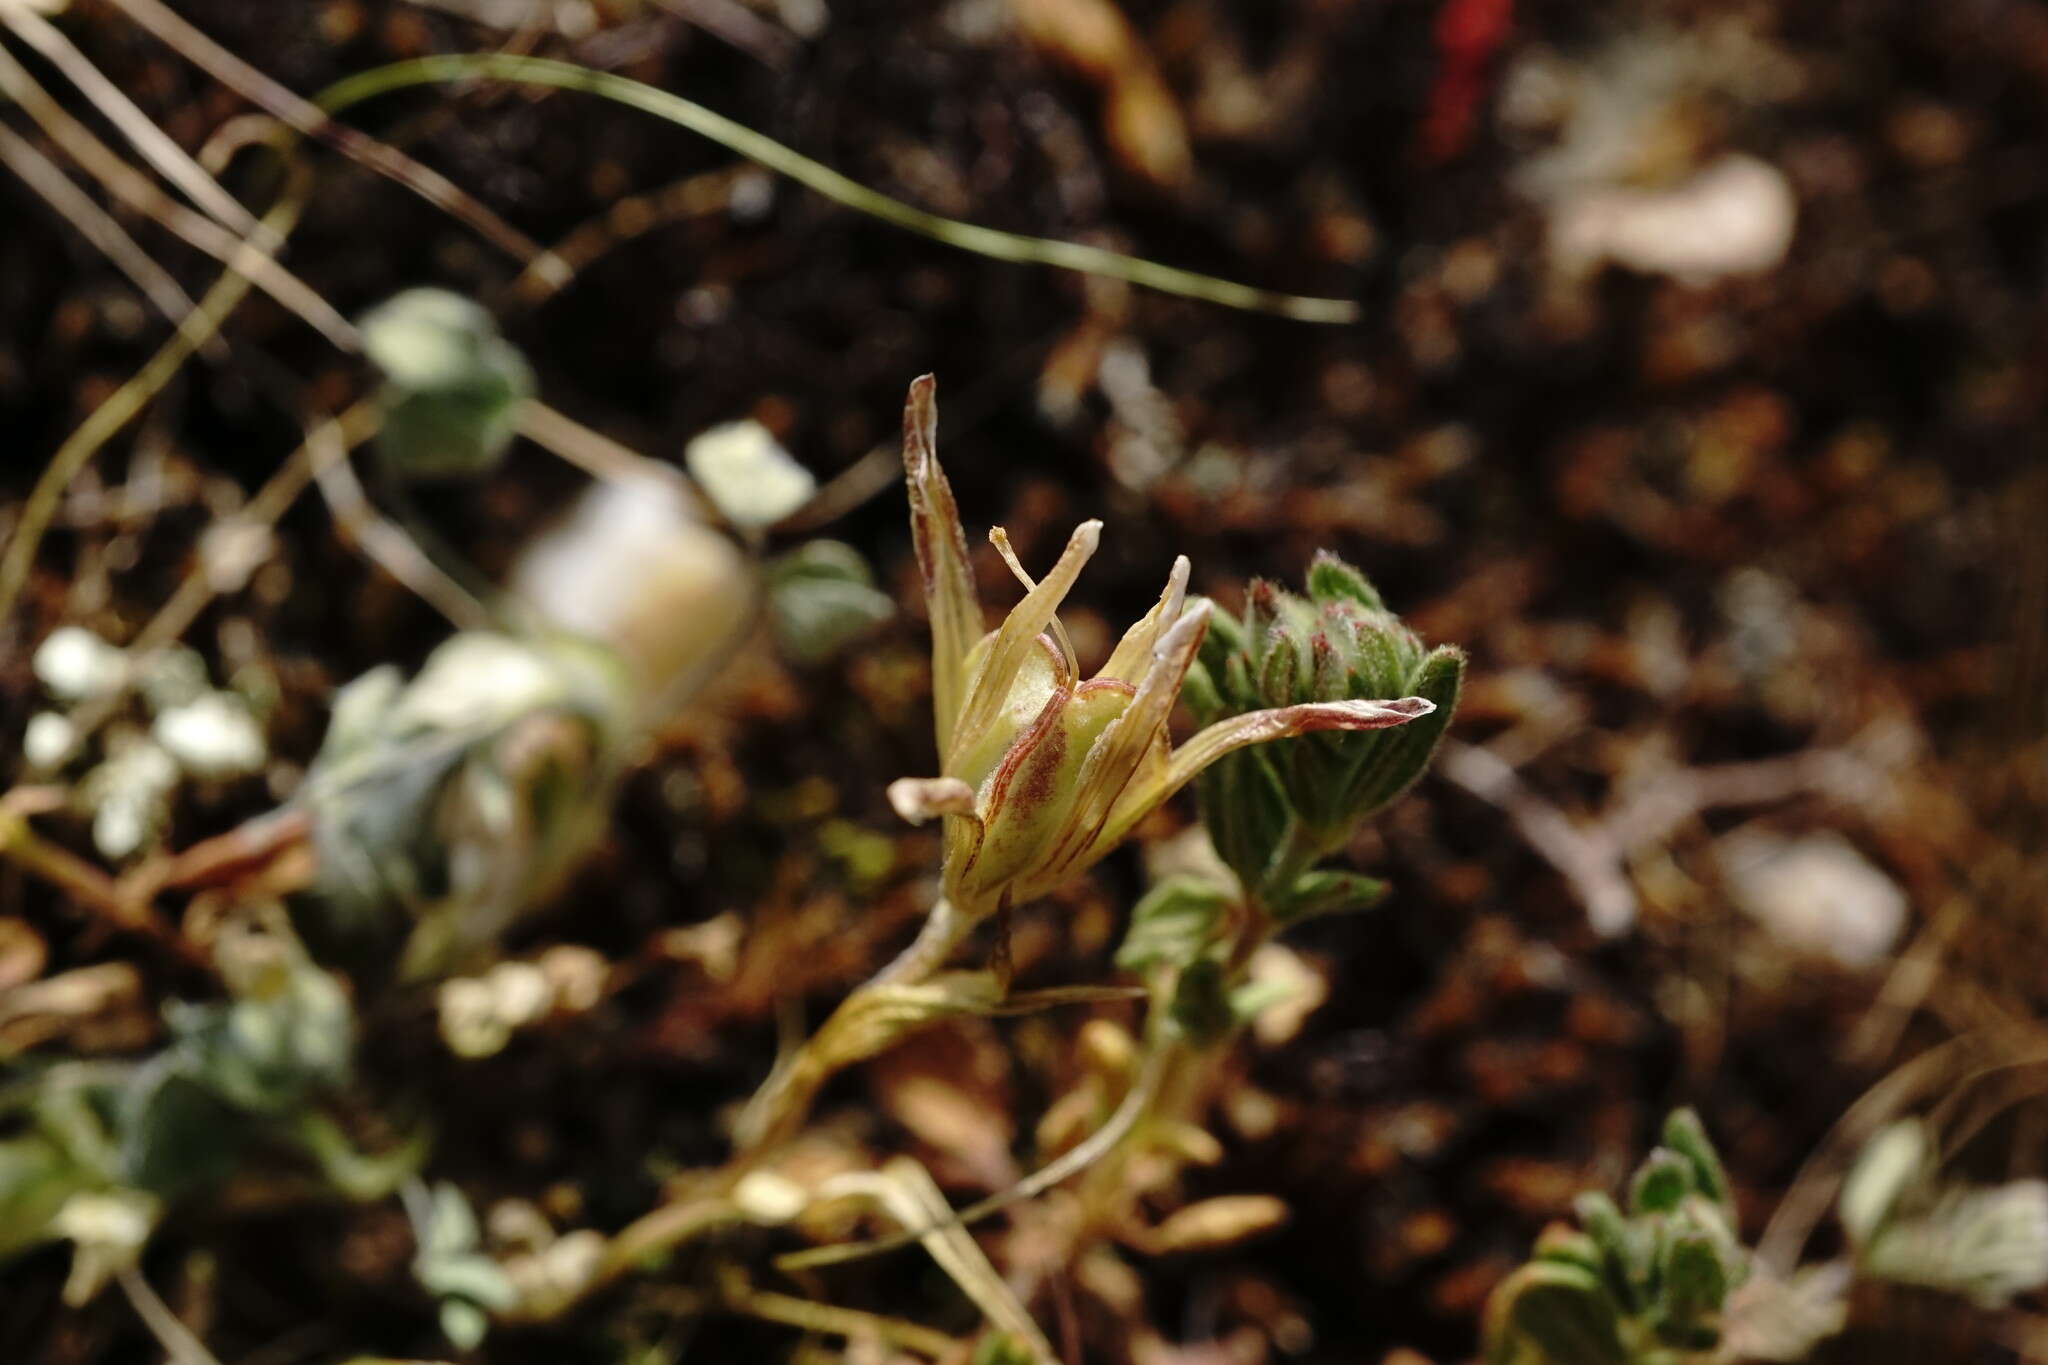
[1132,1195,1290,1255]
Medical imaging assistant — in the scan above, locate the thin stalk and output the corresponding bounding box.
[1252,817,1335,920]
[719,1278,962,1360]
[312,53,1360,323]
[776,1031,1170,1272]
[734,897,975,1153]
[0,42,356,348]
[97,0,545,264]
[0,158,312,627]
[0,122,216,357]
[1,3,265,242]
[868,894,972,987]
[115,1265,222,1365]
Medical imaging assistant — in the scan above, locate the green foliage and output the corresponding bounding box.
[1113,876,1233,975]
[1484,1110,1749,1365]
[0,919,419,1286]
[1490,1109,2048,1365]
[117,953,354,1196]
[406,1180,516,1351]
[971,1329,1043,1365]
[1182,551,1462,918]
[1485,1260,1629,1365]
[1841,1119,2048,1310]
[360,289,534,480]
[766,539,896,665]
[0,1130,90,1260]
[1165,958,1236,1048]
[301,632,637,977]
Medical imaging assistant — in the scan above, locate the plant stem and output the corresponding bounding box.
[869,894,972,987]
[734,897,975,1153]
[116,1266,222,1365]
[313,53,1359,324]
[718,1276,963,1360]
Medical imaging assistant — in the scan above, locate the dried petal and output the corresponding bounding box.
[902,376,983,749]
[888,777,978,825]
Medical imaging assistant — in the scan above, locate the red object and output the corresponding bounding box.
[1420,0,1516,164]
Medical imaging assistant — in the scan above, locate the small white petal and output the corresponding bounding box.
[685,419,816,529]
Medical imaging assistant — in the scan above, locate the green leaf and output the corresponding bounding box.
[439,1298,489,1352]
[1661,1108,1733,1216]
[0,1132,89,1259]
[1195,599,1246,679]
[972,1331,1041,1365]
[1195,749,1291,896]
[1862,1180,2048,1309]
[767,545,896,664]
[1656,1225,1732,1345]
[360,289,533,481]
[419,1252,516,1311]
[1839,1119,1927,1247]
[1305,551,1384,611]
[1629,1148,1694,1215]
[1333,643,1463,823]
[288,1110,430,1201]
[1255,624,1302,708]
[1265,869,1388,923]
[1484,1261,1628,1365]
[1115,876,1233,973]
[1228,977,1299,1030]
[1168,960,1236,1048]
[117,1061,247,1198]
[1575,1191,1647,1310]
[1531,1225,1606,1277]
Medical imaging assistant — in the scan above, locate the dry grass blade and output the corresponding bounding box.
[515,400,681,487]
[317,53,1360,322]
[0,153,312,628]
[0,43,357,348]
[98,0,546,267]
[505,164,759,307]
[779,1038,1167,1272]
[0,3,266,243]
[0,121,218,358]
[1752,1034,2042,1276]
[819,1158,1059,1364]
[716,1275,964,1359]
[311,442,497,633]
[115,1265,222,1365]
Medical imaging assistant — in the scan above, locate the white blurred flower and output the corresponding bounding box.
[87,738,178,860]
[1717,828,1906,969]
[510,472,754,720]
[53,1189,157,1306]
[33,627,126,703]
[1548,154,1796,284]
[23,712,75,770]
[153,693,267,779]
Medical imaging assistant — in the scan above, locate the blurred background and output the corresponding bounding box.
[1,1,2045,1362]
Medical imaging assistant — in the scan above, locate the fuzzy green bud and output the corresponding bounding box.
[1188,552,1463,902]
[1483,1261,1629,1365]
